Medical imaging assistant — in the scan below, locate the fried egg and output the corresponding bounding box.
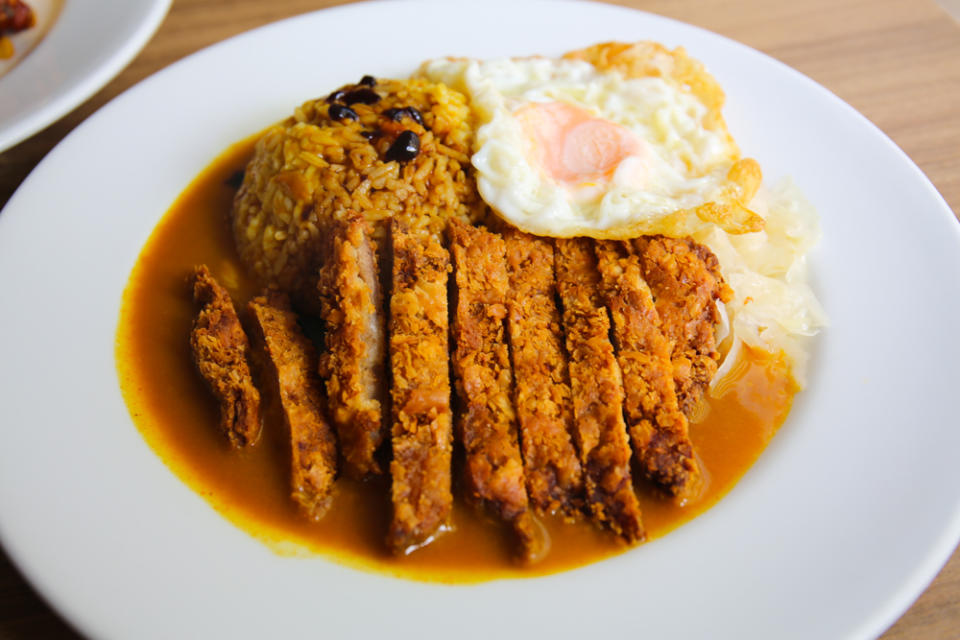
[420,42,763,238]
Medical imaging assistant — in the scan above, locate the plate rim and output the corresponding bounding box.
[1,1,959,639]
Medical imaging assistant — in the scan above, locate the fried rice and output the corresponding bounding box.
[232,76,484,301]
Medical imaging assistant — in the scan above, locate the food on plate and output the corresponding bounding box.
[386,223,454,554]
[117,41,828,580]
[248,290,338,520]
[449,219,543,563]
[595,240,700,501]
[0,0,33,59]
[634,235,731,417]
[554,237,645,543]
[189,265,261,448]
[503,229,584,518]
[316,214,387,479]
[231,76,482,306]
[0,0,63,78]
[418,42,762,240]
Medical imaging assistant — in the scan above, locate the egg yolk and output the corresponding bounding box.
[515,101,643,186]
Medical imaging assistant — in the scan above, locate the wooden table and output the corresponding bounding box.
[1,0,958,637]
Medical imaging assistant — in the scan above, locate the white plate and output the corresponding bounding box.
[0,0,170,152]
[0,1,61,80]
[1,1,959,638]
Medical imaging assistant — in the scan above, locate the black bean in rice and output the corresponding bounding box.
[231,77,483,303]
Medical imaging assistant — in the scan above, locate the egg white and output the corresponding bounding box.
[420,56,746,238]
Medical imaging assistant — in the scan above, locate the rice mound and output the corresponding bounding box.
[231,76,483,298]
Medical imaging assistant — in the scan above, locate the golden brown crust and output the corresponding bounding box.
[387,223,454,554]
[503,229,584,519]
[554,238,644,543]
[248,290,338,519]
[317,214,386,478]
[449,220,541,562]
[634,236,733,418]
[594,241,700,502]
[189,265,261,448]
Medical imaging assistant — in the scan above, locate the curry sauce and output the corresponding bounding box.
[115,137,798,582]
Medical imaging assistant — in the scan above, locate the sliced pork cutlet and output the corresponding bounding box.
[554,238,644,543]
[503,229,584,519]
[594,241,700,502]
[189,264,261,448]
[248,290,338,520]
[634,235,733,418]
[449,220,542,563]
[387,222,454,554]
[316,214,387,478]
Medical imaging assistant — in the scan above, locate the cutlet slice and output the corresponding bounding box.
[449,220,542,563]
[248,290,338,520]
[504,229,584,519]
[189,265,261,448]
[595,241,700,502]
[387,223,454,554]
[317,214,387,478]
[634,235,733,417]
[554,238,644,543]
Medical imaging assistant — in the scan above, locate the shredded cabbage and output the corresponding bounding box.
[696,178,827,388]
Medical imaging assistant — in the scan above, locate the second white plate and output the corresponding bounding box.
[0,0,171,151]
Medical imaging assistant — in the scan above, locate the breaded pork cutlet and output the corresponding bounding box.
[595,241,700,502]
[504,229,584,519]
[317,214,387,478]
[248,290,338,520]
[634,236,732,418]
[387,223,454,554]
[449,221,541,563]
[554,238,644,543]
[189,265,261,448]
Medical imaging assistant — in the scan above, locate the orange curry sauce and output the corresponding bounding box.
[115,137,798,582]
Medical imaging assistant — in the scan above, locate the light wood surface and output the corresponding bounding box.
[1,0,958,637]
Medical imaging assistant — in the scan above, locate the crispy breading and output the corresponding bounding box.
[449,220,542,562]
[387,223,454,554]
[317,214,387,478]
[634,235,732,417]
[503,229,584,519]
[595,241,700,502]
[189,265,261,448]
[554,238,644,543]
[248,290,338,520]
